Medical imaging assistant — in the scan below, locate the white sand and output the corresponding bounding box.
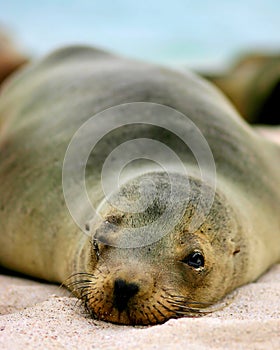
[0,264,279,349]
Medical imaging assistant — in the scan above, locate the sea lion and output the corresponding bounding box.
[204,53,280,124]
[0,46,279,325]
[0,29,28,86]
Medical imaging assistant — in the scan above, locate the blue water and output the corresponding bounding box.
[1,0,280,69]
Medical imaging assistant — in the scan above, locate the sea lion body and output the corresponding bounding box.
[0,46,279,324]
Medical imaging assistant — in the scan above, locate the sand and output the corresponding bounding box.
[0,265,279,350]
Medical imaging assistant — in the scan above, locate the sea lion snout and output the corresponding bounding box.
[74,261,161,324]
[107,262,155,297]
[113,278,139,312]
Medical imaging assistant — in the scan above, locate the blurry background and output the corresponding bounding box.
[1,0,280,71]
[1,0,280,123]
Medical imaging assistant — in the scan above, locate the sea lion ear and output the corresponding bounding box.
[40,45,115,67]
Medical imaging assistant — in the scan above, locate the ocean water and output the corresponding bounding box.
[1,0,280,69]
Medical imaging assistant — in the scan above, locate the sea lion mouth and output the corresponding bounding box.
[64,272,213,325]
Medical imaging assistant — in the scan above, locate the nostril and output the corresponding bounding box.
[113,278,139,312]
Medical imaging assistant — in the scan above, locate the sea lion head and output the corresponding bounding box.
[69,172,247,325]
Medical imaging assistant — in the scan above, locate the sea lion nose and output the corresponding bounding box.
[113,278,139,312]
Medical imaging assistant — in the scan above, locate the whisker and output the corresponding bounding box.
[69,285,97,296]
[151,310,160,323]
[157,300,173,313]
[62,272,98,288]
[166,297,212,308]
[64,272,97,281]
[143,310,152,325]
[146,305,160,323]
[153,303,166,318]
[174,310,205,317]
[65,279,95,288]
[80,289,94,300]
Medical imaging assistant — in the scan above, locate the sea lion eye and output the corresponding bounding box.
[183,252,205,269]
